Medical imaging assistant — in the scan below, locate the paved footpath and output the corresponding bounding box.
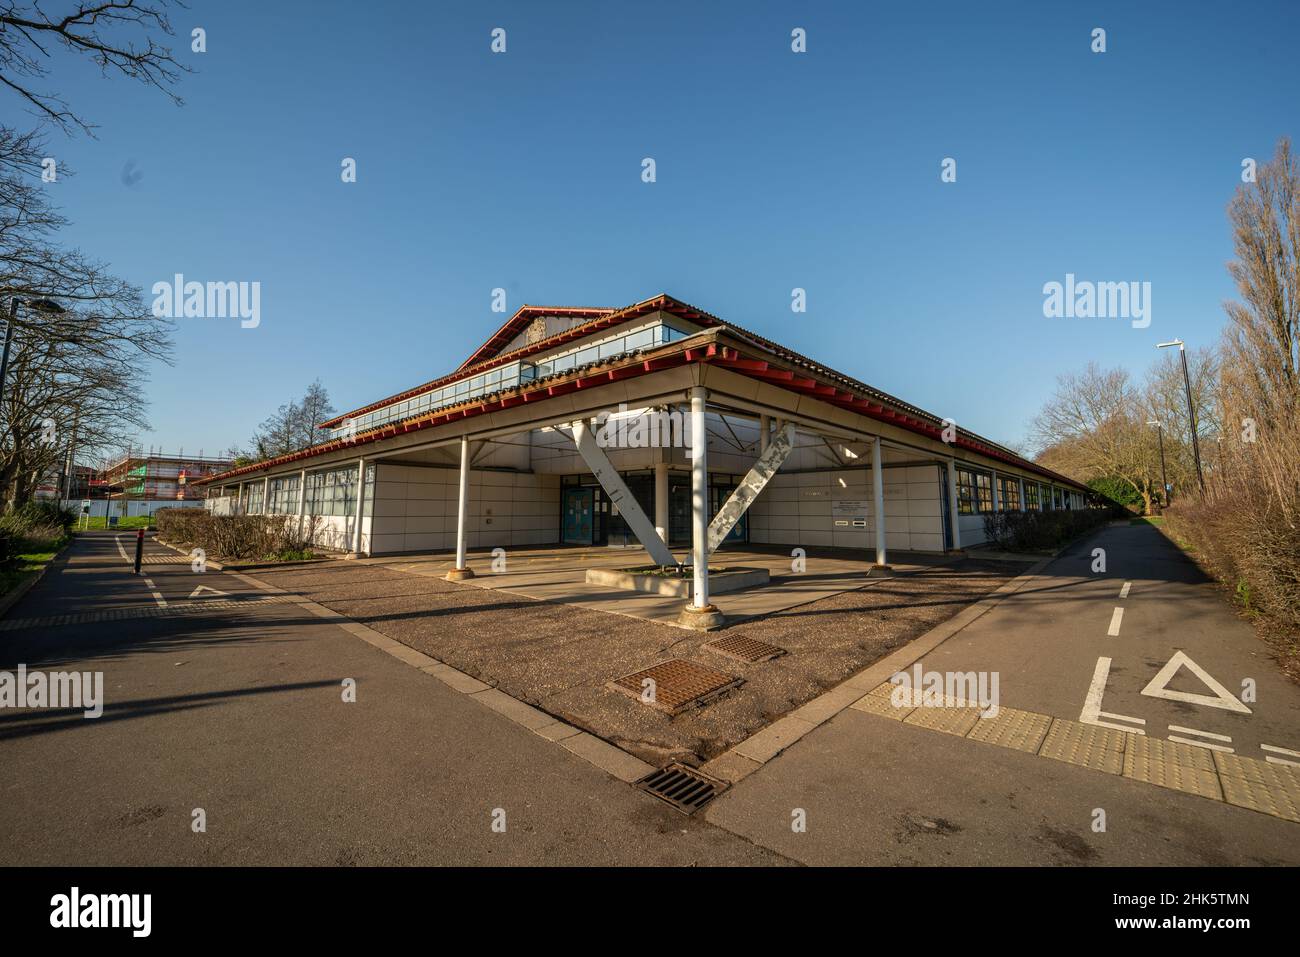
[704,522,1300,865]
[0,532,786,865]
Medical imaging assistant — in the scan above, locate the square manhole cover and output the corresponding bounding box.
[609,658,743,714]
[704,633,787,663]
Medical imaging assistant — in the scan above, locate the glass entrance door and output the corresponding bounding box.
[562,487,594,545]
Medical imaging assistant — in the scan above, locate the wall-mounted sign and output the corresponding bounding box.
[831,500,869,519]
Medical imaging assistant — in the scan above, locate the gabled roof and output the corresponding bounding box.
[320,295,689,428]
[457,305,616,372]
[204,293,1088,492]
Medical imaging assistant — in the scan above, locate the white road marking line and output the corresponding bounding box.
[1261,743,1300,758]
[1168,735,1234,753]
[1079,656,1145,734]
[1119,581,1131,598]
[1140,650,1252,714]
[188,584,229,599]
[142,577,168,609]
[115,535,131,563]
[1168,724,1232,742]
[1262,744,1300,766]
[1107,607,1124,636]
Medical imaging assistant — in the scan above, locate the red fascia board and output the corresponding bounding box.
[710,353,1083,490]
[198,347,713,485]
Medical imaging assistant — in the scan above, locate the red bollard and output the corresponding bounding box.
[134,528,144,575]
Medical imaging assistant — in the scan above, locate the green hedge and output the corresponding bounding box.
[981,506,1120,552]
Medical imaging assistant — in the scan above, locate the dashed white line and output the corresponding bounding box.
[142,577,168,609]
[1119,581,1131,598]
[1107,607,1124,636]
[1168,724,1232,742]
[1168,725,1234,753]
[1261,744,1300,767]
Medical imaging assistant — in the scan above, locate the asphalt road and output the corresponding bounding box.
[704,522,1300,865]
[0,532,786,866]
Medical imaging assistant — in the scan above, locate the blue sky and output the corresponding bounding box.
[22,0,1298,461]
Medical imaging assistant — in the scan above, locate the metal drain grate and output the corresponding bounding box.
[704,633,787,664]
[636,763,727,814]
[609,658,743,714]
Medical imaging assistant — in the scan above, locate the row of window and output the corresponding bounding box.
[266,475,300,514]
[225,466,374,517]
[956,469,1076,515]
[326,320,693,440]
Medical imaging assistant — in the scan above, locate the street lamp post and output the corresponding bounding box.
[0,296,68,413]
[1156,339,1205,493]
[1146,419,1168,508]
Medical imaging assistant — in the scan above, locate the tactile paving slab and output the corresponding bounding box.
[703,634,787,664]
[609,658,742,715]
[850,693,916,721]
[903,705,983,737]
[1123,736,1223,799]
[966,706,1053,753]
[1038,719,1129,775]
[1214,751,1300,789]
[1218,771,1300,823]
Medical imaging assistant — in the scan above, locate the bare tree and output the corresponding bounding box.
[297,379,335,449]
[1030,363,1160,513]
[0,125,172,506]
[0,0,187,134]
[238,380,338,460]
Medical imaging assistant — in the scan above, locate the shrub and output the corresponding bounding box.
[9,501,75,532]
[155,508,318,561]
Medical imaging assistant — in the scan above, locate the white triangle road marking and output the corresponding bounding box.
[1140,650,1252,714]
[188,585,229,599]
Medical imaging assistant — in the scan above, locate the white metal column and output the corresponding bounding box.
[296,468,308,539]
[991,470,1001,512]
[1018,477,1026,512]
[261,476,270,516]
[946,458,961,552]
[872,437,889,568]
[351,458,366,556]
[690,387,710,608]
[654,461,669,544]
[447,435,475,580]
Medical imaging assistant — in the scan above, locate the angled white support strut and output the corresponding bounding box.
[570,418,678,567]
[707,422,797,554]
